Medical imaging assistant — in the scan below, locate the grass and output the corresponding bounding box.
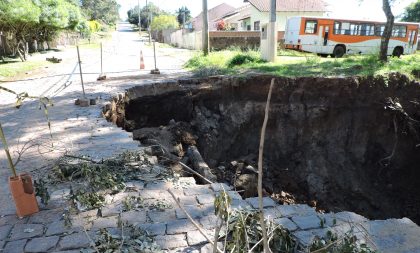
[185,50,420,79]
[0,58,52,79]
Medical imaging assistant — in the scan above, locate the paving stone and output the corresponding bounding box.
[292,215,322,230]
[167,247,200,253]
[245,197,276,208]
[0,240,4,249]
[53,250,94,253]
[146,181,173,190]
[155,234,188,249]
[46,220,81,236]
[196,194,215,205]
[175,205,203,219]
[9,224,44,240]
[263,207,282,220]
[0,225,12,241]
[184,186,212,196]
[100,204,121,217]
[178,196,199,206]
[138,223,166,236]
[293,230,316,246]
[226,191,242,200]
[124,181,144,190]
[274,218,298,231]
[200,205,215,217]
[230,199,251,209]
[28,209,64,224]
[200,242,223,253]
[91,216,118,229]
[210,183,231,192]
[139,190,169,199]
[177,177,196,186]
[3,239,27,253]
[25,236,60,252]
[58,232,91,250]
[120,210,147,225]
[148,210,177,223]
[167,219,198,235]
[199,215,218,230]
[277,204,317,217]
[335,211,368,224]
[187,230,212,246]
[0,216,27,226]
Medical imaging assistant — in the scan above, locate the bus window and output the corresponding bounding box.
[360,23,375,36]
[304,20,318,34]
[392,25,407,38]
[350,23,360,35]
[375,25,385,36]
[334,21,341,35]
[342,22,350,35]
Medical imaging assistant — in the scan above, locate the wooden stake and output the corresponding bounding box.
[258,78,275,253]
[76,46,85,98]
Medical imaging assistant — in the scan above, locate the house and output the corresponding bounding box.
[244,0,327,36]
[191,3,236,31]
[214,4,253,31]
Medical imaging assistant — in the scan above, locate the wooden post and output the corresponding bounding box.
[202,0,209,55]
[76,46,86,98]
[0,122,17,177]
[153,41,157,70]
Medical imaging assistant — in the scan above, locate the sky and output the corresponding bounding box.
[117,0,416,21]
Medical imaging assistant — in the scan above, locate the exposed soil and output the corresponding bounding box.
[105,74,420,224]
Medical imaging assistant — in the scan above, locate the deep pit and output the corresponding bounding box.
[105,74,420,224]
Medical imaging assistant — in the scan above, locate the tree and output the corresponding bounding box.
[401,0,420,22]
[127,3,164,29]
[150,15,178,31]
[176,7,191,28]
[80,0,120,25]
[380,0,395,62]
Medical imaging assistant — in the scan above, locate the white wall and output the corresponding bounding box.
[249,5,324,31]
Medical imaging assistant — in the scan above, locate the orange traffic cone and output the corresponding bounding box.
[140,50,145,70]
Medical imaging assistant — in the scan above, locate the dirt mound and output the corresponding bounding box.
[105,74,420,224]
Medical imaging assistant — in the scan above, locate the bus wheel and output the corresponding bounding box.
[392,47,403,58]
[333,46,345,58]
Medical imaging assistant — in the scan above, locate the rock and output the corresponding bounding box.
[3,239,27,253]
[235,174,257,198]
[0,225,12,240]
[9,224,44,240]
[78,98,89,107]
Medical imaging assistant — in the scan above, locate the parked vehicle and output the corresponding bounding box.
[284,16,419,58]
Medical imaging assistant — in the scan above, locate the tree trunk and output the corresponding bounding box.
[380,0,395,62]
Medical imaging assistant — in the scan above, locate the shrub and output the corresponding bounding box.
[227,52,263,67]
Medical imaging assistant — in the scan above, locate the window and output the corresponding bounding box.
[334,22,351,35]
[392,25,407,38]
[304,20,318,34]
[360,23,375,36]
[247,25,251,31]
[350,23,360,35]
[375,25,385,36]
[254,21,260,31]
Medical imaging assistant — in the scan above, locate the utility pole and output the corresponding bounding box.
[183,10,186,29]
[138,0,141,32]
[202,0,209,55]
[268,0,277,62]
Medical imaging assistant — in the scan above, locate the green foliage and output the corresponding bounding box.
[401,0,420,22]
[310,230,376,253]
[185,50,420,79]
[227,52,264,68]
[176,6,191,27]
[88,20,102,33]
[127,3,165,29]
[151,15,179,31]
[80,0,120,25]
[95,225,162,252]
[34,179,50,205]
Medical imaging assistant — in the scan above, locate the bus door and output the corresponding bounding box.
[408,30,417,52]
[318,25,330,54]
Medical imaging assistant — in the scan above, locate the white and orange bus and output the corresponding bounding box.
[284,16,419,58]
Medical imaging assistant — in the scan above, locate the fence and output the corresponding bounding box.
[153,29,261,51]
